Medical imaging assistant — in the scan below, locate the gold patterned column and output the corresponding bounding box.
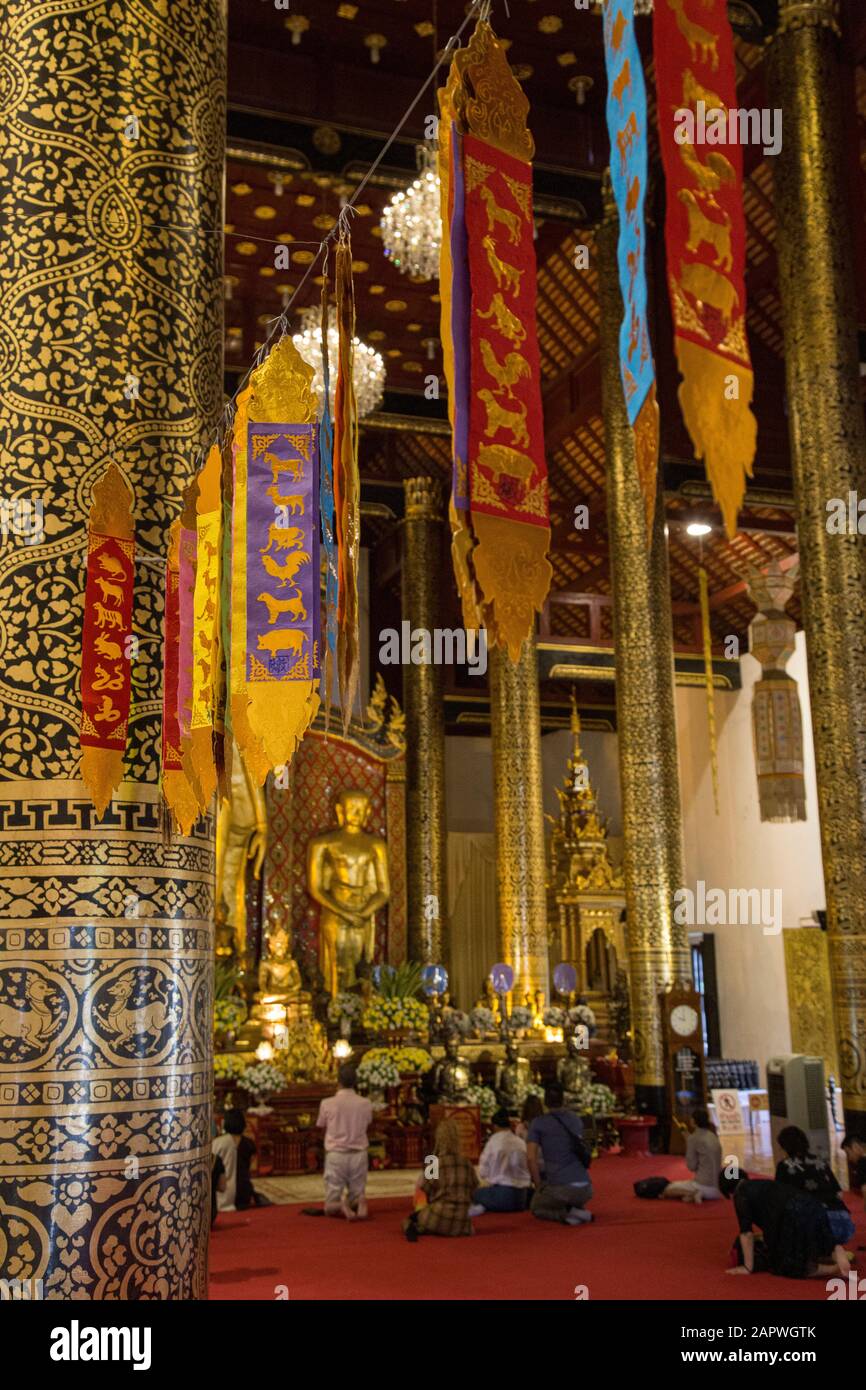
[402,477,448,966]
[489,638,549,1001]
[597,180,690,1116]
[768,0,866,1135]
[0,1,225,1297]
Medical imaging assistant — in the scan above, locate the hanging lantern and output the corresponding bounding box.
[746,560,806,823]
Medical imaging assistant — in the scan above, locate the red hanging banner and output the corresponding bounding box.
[653,0,757,537]
[80,463,135,818]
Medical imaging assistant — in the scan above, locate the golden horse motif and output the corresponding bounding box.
[478,389,530,450]
[479,184,521,246]
[478,292,526,349]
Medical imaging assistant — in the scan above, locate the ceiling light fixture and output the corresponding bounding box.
[686,522,712,538]
[380,144,441,282]
[293,305,386,419]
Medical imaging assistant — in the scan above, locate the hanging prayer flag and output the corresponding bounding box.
[654,0,756,537]
[602,0,659,534]
[80,463,135,818]
[177,484,205,811]
[161,520,199,835]
[233,338,321,774]
[318,283,339,730]
[438,78,482,633]
[188,444,221,806]
[334,234,361,730]
[230,386,271,787]
[440,19,551,661]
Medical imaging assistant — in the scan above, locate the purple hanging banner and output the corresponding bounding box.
[246,424,320,684]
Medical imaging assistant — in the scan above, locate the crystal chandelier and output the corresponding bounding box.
[292,305,386,419]
[380,145,441,282]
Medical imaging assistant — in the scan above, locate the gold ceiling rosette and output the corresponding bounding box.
[438,19,552,661]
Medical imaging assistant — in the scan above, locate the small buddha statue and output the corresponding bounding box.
[557,1031,590,1111]
[431,1032,472,1103]
[214,903,238,966]
[250,924,303,1018]
[495,1037,530,1113]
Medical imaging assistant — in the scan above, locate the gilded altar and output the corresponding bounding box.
[546,698,628,1045]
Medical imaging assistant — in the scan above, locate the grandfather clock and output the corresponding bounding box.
[659,981,707,1154]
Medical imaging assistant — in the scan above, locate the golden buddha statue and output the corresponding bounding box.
[495,1037,530,1112]
[431,1033,472,1103]
[254,924,303,1008]
[307,789,390,995]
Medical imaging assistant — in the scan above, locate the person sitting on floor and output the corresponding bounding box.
[720,1167,849,1279]
[403,1119,478,1242]
[211,1151,227,1227]
[316,1062,373,1221]
[469,1108,532,1217]
[212,1108,264,1213]
[662,1107,723,1204]
[775,1125,856,1246]
[841,1132,866,1209]
[525,1082,593,1227]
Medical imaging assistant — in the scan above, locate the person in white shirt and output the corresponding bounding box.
[315,1063,374,1220]
[468,1109,533,1216]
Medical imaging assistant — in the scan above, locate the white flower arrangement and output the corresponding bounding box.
[543,1006,566,1027]
[509,1005,534,1031]
[586,1082,616,1116]
[239,1061,286,1102]
[328,991,365,1026]
[569,1004,596,1032]
[469,1005,497,1035]
[443,1007,472,1036]
[357,1051,401,1091]
[461,1083,498,1121]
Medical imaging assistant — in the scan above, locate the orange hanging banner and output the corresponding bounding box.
[161,520,199,834]
[80,463,135,818]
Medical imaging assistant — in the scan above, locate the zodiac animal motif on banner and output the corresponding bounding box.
[80,463,135,817]
[654,0,756,537]
[438,18,551,661]
[603,0,659,534]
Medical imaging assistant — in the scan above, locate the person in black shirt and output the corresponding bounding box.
[841,1133,866,1208]
[775,1126,855,1245]
[721,1170,848,1279]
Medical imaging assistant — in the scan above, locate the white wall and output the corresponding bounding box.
[676,632,824,1077]
[443,632,826,1077]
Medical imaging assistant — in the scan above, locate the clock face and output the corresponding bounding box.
[671,1003,699,1037]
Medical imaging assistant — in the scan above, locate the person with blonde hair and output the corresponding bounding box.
[402,1119,478,1242]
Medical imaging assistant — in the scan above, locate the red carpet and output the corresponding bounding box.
[208,1153,865,1301]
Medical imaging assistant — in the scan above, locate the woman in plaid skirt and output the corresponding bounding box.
[403,1120,478,1241]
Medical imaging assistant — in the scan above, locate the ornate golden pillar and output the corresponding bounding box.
[489,639,549,1002]
[768,0,866,1135]
[0,2,225,1297]
[597,180,690,1117]
[402,477,447,966]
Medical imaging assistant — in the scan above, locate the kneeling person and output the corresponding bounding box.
[316,1063,373,1221]
[526,1083,593,1226]
[469,1108,532,1216]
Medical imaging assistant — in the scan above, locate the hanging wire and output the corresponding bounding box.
[81,0,489,503]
